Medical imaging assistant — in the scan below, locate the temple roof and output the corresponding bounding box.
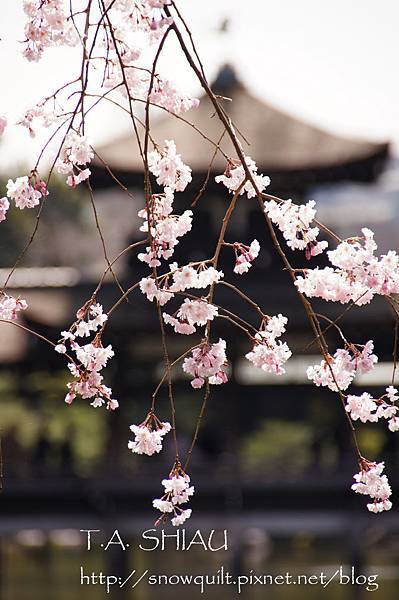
[95,65,389,175]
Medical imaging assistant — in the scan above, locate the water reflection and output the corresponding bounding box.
[1,526,398,599]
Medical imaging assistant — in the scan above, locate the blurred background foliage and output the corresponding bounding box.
[0,367,389,480]
[0,175,87,267]
[241,419,313,473]
[0,370,107,476]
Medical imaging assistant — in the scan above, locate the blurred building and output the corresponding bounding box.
[92,64,388,193]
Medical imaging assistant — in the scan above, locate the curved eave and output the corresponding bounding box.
[90,142,389,192]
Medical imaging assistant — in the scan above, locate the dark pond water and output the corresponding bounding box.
[1,526,398,599]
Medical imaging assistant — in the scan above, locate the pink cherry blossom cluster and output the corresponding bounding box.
[148,140,192,192]
[0,294,28,321]
[231,239,260,274]
[103,59,199,116]
[6,174,48,211]
[64,342,117,410]
[106,26,141,65]
[56,131,93,186]
[150,78,200,115]
[137,141,193,265]
[58,302,108,343]
[345,386,399,431]
[128,411,171,456]
[166,264,223,292]
[99,0,173,107]
[163,298,218,335]
[245,314,291,375]
[140,264,223,306]
[215,156,270,199]
[105,0,172,39]
[352,459,392,513]
[137,189,193,266]
[17,103,58,138]
[183,339,228,388]
[295,228,399,305]
[55,302,118,410]
[104,56,143,102]
[153,463,194,526]
[0,115,7,136]
[103,49,199,114]
[22,0,78,62]
[264,198,328,257]
[307,341,378,392]
[98,1,179,106]
[103,61,147,98]
[140,276,172,306]
[0,198,10,223]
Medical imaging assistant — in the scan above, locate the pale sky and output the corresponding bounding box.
[1,0,399,172]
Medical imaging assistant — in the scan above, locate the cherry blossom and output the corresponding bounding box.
[104,59,198,114]
[245,314,291,375]
[231,239,260,274]
[71,302,108,338]
[153,462,194,526]
[352,459,392,513]
[264,198,328,257]
[388,417,399,432]
[163,298,218,334]
[215,156,270,199]
[55,343,67,354]
[0,197,10,223]
[148,140,192,192]
[56,131,94,185]
[183,339,228,388]
[104,0,172,40]
[6,175,47,210]
[345,393,379,423]
[0,115,7,136]
[139,276,173,306]
[150,79,199,115]
[137,188,193,266]
[66,168,91,187]
[128,412,171,456]
[64,344,118,411]
[17,103,58,138]
[175,298,218,326]
[22,0,78,61]
[139,264,223,305]
[0,294,28,321]
[307,341,378,392]
[295,228,399,305]
[56,302,117,410]
[169,264,223,292]
[345,386,398,430]
[74,341,114,372]
[104,64,149,99]
[386,385,399,402]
